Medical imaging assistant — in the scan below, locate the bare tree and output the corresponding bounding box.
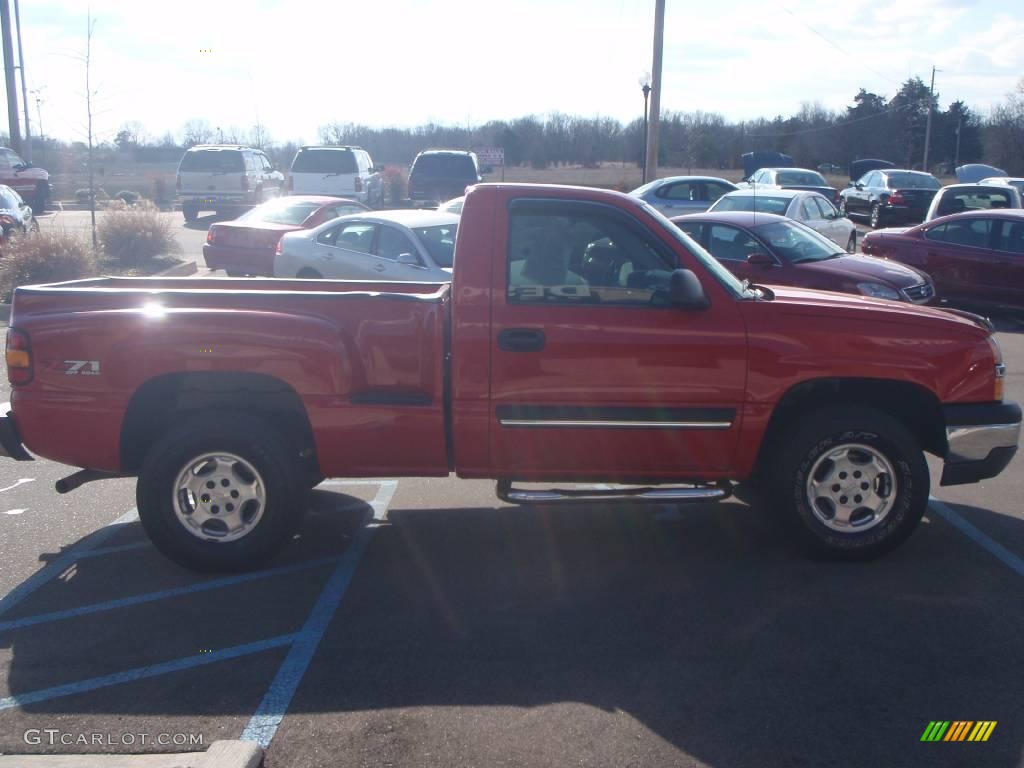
[250,121,271,149]
[182,118,213,147]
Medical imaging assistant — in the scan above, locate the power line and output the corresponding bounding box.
[746,100,919,138]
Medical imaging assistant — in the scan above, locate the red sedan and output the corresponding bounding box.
[861,209,1024,310]
[204,196,370,276]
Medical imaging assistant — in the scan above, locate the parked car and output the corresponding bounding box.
[407,150,481,207]
[708,189,858,252]
[176,145,284,222]
[0,147,48,212]
[741,151,793,179]
[739,167,839,205]
[860,209,1024,310]
[274,209,458,281]
[955,163,1006,183]
[629,176,738,216]
[839,169,941,228]
[4,183,1017,571]
[203,196,370,277]
[286,146,384,207]
[924,183,1022,222]
[981,177,1024,197]
[673,211,934,304]
[438,196,465,215]
[0,184,39,240]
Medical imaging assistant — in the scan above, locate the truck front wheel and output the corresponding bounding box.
[137,414,307,571]
[769,406,928,560]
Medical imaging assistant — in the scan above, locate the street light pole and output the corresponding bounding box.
[641,81,651,184]
[922,65,938,172]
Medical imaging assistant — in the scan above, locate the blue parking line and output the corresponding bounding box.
[0,633,297,711]
[0,555,341,633]
[929,497,1024,578]
[241,481,395,748]
[0,509,139,618]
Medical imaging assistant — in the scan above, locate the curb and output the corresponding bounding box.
[154,260,198,277]
[0,740,262,768]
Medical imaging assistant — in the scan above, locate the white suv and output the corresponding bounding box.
[287,146,384,207]
[176,145,284,222]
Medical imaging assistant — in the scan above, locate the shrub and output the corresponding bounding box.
[98,200,180,267]
[152,176,171,205]
[383,165,406,205]
[0,230,97,302]
[75,187,109,203]
[114,189,140,205]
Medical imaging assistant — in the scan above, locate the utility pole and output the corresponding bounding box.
[0,0,21,153]
[13,0,29,159]
[644,0,665,183]
[30,87,41,162]
[953,115,961,169]
[922,65,937,172]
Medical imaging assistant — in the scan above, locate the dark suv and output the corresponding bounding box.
[407,150,481,207]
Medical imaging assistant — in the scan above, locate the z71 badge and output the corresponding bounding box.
[63,360,101,375]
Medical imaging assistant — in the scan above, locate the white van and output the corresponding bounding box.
[176,145,284,222]
[287,146,384,207]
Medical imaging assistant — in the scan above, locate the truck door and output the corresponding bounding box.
[488,198,748,480]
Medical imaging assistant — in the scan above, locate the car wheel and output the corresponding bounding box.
[846,231,856,253]
[869,204,882,229]
[183,205,199,223]
[137,414,307,572]
[32,183,48,214]
[296,267,323,279]
[766,405,928,560]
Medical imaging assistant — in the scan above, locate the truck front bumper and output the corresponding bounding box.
[941,401,1021,486]
[0,403,33,461]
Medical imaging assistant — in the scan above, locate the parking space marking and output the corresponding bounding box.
[929,497,1024,578]
[0,478,33,493]
[240,480,396,749]
[0,555,342,633]
[3,509,27,515]
[0,509,139,618]
[0,633,298,712]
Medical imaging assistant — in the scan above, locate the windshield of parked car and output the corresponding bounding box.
[776,170,827,186]
[886,173,940,189]
[641,203,752,299]
[751,219,845,263]
[291,149,357,174]
[413,154,476,178]
[239,199,323,225]
[711,195,791,215]
[178,149,245,172]
[412,223,458,268]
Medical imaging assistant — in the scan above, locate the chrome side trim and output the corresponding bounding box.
[499,419,733,430]
[946,422,1021,462]
[503,487,729,504]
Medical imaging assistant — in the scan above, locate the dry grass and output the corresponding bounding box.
[97,201,180,267]
[0,229,98,302]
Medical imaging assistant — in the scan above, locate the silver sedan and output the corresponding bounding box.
[274,209,458,281]
[708,188,858,252]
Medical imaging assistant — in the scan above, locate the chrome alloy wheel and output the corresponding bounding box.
[172,452,266,541]
[806,443,897,533]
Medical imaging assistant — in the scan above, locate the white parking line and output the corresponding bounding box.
[3,509,27,515]
[0,509,139,618]
[929,497,1024,578]
[0,478,33,493]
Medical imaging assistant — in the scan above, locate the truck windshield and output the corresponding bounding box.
[640,202,751,299]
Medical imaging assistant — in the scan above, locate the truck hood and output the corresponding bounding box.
[795,253,926,289]
[761,284,991,337]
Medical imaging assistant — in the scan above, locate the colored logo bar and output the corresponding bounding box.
[921,721,997,742]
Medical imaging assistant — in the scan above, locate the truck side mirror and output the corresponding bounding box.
[746,252,775,268]
[669,268,709,310]
[397,253,421,266]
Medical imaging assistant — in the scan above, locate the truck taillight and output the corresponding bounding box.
[5,328,32,385]
[354,176,362,192]
[990,337,1005,401]
[176,174,181,190]
[275,239,283,256]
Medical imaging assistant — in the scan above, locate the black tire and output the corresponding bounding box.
[765,405,929,561]
[33,183,48,214]
[183,205,199,223]
[137,414,307,572]
[869,204,882,229]
[846,231,856,253]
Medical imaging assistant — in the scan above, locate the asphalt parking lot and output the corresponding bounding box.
[0,225,1022,767]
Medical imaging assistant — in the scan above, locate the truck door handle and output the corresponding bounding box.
[498,328,546,352]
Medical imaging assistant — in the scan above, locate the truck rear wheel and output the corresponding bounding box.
[137,414,307,571]
[183,204,198,223]
[768,405,928,560]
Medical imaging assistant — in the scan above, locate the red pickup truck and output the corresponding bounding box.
[2,184,1020,571]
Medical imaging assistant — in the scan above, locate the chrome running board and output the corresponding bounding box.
[496,480,730,505]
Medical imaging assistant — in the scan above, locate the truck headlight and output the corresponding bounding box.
[856,282,901,300]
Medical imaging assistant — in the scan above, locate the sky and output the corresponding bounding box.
[8,0,1024,146]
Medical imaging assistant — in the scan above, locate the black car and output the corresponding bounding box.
[407,150,482,208]
[0,183,38,240]
[839,168,941,228]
